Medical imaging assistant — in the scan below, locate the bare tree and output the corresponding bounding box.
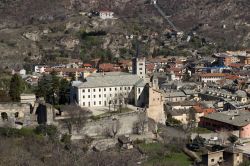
[111,90,129,112]
[134,112,148,135]
[61,104,90,134]
[104,119,121,138]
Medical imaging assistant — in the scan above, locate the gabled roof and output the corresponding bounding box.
[74,72,145,88]
[202,110,250,127]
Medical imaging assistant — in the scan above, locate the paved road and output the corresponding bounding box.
[236,143,250,154]
[158,124,188,141]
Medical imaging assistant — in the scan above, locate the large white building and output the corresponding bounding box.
[71,72,147,107]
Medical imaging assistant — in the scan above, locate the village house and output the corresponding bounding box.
[201,150,224,166]
[192,104,215,123]
[198,73,227,83]
[164,91,187,102]
[118,60,133,73]
[201,148,243,166]
[98,63,121,72]
[167,109,189,124]
[199,110,250,138]
[44,68,97,79]
[24,75,39,85]
[99,11,114,19]
[34,65,48,73]
[83,63,93,69]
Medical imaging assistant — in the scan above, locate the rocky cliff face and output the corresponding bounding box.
[0,0,249,67]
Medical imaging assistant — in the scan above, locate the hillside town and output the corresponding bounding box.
[1,49,250,165]
[0,0,250,165]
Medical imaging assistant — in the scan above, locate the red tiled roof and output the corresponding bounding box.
[225,74,240,80]
[45,68,96,73]
[99,63,118,72]
[193,105,215,115]
[228,63,245,68]
[146,64,155,71]
[169,67,182,73]
[83,63,92,67]
[199,73,226,77]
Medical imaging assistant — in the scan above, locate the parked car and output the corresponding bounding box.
[209,137,218,141]
[187,143,200,151]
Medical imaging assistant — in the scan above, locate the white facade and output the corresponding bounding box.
[77,85,144,107]
[19,69,26,76]
[200,76,224,83]
[71,73,146,108]
[100,11,114,19]
[34,66,46,73]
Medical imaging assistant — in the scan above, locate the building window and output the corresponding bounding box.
[99,88,101,92]
[138,88,141,93]
[115,87,117,91]
[139,63,143,65]
[139,68,143,70]
[94,101,96,105]
[128,87,130,90]
[88,95,90,98]
[83,95,85,99]
[83,102,85,106]
[88,89,90,92]
[93,95,96,98]
[211,159,214,162]
[99,101,101,105]
[104,94,106,97]
[120,87,122,90]
[219,157,223,160]
[99,95,101,98]
[82,89,85,93]
[110,94,112,97]
[104,88,106,91]
[110,88,112,91]
[93,89,96,92]
[140,72,142,75]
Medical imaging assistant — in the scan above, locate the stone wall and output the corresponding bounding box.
[0,103,36,127]
[58,111,148,138]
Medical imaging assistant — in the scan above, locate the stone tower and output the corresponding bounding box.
[132,43,146,79]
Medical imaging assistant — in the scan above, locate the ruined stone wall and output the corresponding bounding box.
[0,103,36,127]
[58,111,148,138]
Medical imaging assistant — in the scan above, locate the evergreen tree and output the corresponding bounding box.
[9,74,24,102]
[182,69,191,82]
[59,79,70,104]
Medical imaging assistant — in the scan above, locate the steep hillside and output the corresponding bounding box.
[158,0,250,48]
[0,0,249,67]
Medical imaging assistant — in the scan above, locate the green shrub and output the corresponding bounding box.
[0,127,35,137]
[35,125,58,140]
[61,133,71,144]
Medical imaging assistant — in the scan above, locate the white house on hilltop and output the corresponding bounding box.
[99,11,114,19]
